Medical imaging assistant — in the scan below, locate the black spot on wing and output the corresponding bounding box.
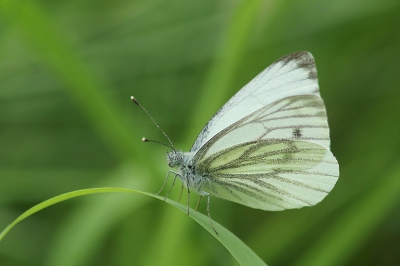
[293,128,302,138]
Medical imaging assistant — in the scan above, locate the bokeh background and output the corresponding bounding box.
[1,0,400,265]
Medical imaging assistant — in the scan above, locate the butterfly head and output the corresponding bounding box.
[167,150,183,168]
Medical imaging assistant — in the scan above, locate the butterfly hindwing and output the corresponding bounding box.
[196,140,337,210]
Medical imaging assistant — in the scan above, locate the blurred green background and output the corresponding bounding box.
[1,0,400,265]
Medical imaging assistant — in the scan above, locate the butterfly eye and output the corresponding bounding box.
[167,151,183,168]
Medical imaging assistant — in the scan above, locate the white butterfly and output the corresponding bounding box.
[133,51,339,234]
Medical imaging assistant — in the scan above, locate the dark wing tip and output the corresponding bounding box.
[275,51,318,80]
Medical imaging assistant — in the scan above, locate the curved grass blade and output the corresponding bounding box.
[0,187,267,266]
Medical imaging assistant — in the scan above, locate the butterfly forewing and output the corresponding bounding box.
[194,95,330,161]
[191,52,321,153]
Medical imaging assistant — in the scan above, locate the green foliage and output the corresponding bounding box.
[1,0,400,265]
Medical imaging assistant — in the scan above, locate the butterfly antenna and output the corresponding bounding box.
[131,96,175,150]
[141,137,175,151]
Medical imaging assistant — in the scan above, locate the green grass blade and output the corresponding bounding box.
[0,187,267,266]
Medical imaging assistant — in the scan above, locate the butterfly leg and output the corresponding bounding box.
[157,170,171,195]
[187,179,190,215]
[177,182,184,202]
[194,190,217,235]
[205,192,218,235]
[157,170,179,198]
[164,171,180,201]
[195,195,203,211]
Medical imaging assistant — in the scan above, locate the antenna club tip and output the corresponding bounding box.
[130,96,139,105]
[142,137,148,142]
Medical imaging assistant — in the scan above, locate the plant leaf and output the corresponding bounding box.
[0,187,267,266]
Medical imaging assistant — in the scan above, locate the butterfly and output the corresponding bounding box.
[132,51,339,234]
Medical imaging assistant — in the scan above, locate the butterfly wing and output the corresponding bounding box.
[193,95,339,210]
[197,141,337,210]
[191,51,321,153]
